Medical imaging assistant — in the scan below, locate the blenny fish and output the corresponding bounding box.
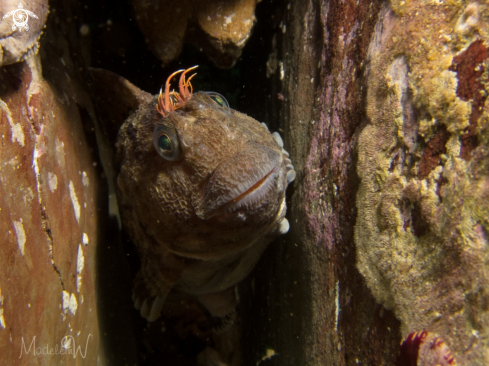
[91,66,295,328]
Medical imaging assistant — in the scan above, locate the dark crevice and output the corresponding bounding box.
[38,196,65,291]
[411,201,428,238]
[31,106,66,291]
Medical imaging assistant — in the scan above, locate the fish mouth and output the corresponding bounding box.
[229,167,277,204]
[194,142,281,219]
[219,166,279,215]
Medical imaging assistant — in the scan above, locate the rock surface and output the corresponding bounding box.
[241,1,403,365]
[0,1,107,364]
[0,58,101,364]
[2,0,488,365]
[355,1,489,364]
[0,0,49,66]
[131,0,258,68]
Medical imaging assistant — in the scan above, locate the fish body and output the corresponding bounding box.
[91,68,295,325]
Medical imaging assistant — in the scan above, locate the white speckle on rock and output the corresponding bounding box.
[32,139,44,207]
[0,100,25,147]
[22,187,34,204]
[82,233,89,246]
[69,181,81,223]
[0,308,5,329]
[0,288,4,329]
[69,294,78,315]
[224,12,235,25]
[280,61,284,81]
[82,171,89,187]
[455,2,479,36]
[76,245,84,293]
[12,219,26,256]
[62,291,70,310]
[55,139,66,169]
[62,291,78,316]
[6,156,19,168]
[48,172,58,192]
[243,18,251,26]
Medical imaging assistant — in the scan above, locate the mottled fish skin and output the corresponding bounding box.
[111,73,295,324]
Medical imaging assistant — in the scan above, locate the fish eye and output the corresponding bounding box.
[204,92,230,111]
[157,133,172,152]
[153,124,181,161]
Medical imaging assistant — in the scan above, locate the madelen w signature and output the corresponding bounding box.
[19,334,92,359]
[2,3,38,32]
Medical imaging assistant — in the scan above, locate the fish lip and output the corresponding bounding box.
[207,164,280,218]
[194,143,281,220]
[227,166,278,204]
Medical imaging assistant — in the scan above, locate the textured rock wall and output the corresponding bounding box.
[0,1,107,364]
[243,1,489,364]
[241,1,403,365]
[0,58,101,365]
[355,1,489,364]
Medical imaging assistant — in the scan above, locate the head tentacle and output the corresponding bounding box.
[157,66,198,117]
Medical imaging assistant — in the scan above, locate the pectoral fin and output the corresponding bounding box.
[132,267,176,322]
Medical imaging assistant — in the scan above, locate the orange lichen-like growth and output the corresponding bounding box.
[157,66,198,116]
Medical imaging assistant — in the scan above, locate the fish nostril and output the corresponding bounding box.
[179,133,192,151]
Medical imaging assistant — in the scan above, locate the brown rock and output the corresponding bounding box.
[0,56,101,364]
[189,0,257,68]
[0,1,111,364]
[131,0,258,68]
[131,0,191,66]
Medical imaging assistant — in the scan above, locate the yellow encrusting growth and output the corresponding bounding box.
[355,1,489,364]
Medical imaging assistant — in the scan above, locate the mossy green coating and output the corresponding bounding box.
[355,1,489,364]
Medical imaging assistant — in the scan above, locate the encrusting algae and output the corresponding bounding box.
[355,1,489,364]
